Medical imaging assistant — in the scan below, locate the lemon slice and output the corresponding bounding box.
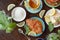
[17,21,25,27]
[49,8,56,16]
[28,31,36,36]
[24,1,29,7]
[39,10,46,18]
[50,17,56,23]
[33,0,40,5]
[45,15,51,23]
[7,4,15,11]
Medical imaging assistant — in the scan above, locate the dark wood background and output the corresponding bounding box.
[0,0,60,40]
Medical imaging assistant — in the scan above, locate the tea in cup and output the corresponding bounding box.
[29,0,40,9]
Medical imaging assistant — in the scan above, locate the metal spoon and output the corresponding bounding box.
[18,29,31,40]
[20,0,24,5]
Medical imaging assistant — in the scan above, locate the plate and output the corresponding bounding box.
[11,7,26,22]
[45,9,60,28]
[44,0,60,7]
[24,0,43,14]
[24,17,45,37]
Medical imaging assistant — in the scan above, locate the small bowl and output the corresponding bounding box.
[11,7,26,22]
[24,17,45,37]
[28,0,40,10]
[44,0,60,7]
[45,9,60,28]
[24,0,43,14]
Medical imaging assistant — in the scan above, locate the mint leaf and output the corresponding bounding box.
[8,23,16,28]
[0,11,16,33]
[58,30,60,40]
[48,22,54,32]
[0,11,10,30]
[47,33,59,40]
[24,25,30,34]
[6,27,13,33]
[6,23,16,33]
[58,30,60,35]
[0,24,6,30]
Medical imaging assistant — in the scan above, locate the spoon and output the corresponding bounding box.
[20,0,24,5]
[18,29,31,40]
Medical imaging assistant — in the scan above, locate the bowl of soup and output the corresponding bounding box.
[24,17,45,37]
[29,0,40,9]
[44,0,60,7]
[24,0,43,13]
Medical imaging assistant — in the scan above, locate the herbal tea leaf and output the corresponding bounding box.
[8,23,16,28]
[58,30,60,35]
[24,25,30,34]
[48,22,54,32]
[6,23,16,33]
[0,11,10,30]
[0,11,16,33]
[6,27,13,33]
[0,24,6,30]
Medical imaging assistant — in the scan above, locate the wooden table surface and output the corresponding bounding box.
[0,0,60,40]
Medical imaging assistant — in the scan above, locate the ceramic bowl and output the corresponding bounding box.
[24,0,43,14]
[11,7,26,22]
[24,17,45,37]
[44,0,60,7]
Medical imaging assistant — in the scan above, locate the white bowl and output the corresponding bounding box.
[11,7,26,22]
[45,9,60,28]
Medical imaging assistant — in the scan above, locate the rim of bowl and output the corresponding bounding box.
[25,17,45,37]
[44,9,60,28]
[36,38,44,40]
[24,0,43,14]
[11,7,26,22]
[44,0,60,7]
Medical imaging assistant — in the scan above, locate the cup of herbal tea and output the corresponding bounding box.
[29,0,40,9]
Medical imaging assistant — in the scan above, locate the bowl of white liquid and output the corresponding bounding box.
[11,7,26,22]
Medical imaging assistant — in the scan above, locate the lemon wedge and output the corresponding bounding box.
[49,8,56,16]
[39,10,46,18]
[24,1,28,7]
[28,31,36,36]
[7,4,15,11]
[33,0,40,5]
[17,21,25,27]
[45,15,51,23]
[50,17,56,23]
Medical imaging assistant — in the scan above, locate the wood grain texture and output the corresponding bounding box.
[0,0,60,40]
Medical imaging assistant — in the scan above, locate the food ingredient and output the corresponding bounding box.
[47,33,60,40]
[48,22,54,32]
[7,4,15,11]
[29,0,40,9]
[58,30,60,35]
[24,24,30,34]
[28,31,36,36]
[46,0,60,6]
[26,19,42,34]
[45,8,60,32]
[49,8,56,16]
[17,21,25,27]
[0,11,16,33]
[44,15,50,23]
[39,10,46,18]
